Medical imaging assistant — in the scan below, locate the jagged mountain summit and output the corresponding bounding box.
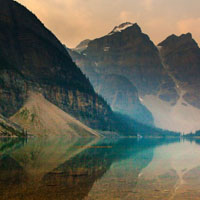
[77,22,178,101]
[158,33,200,109]
[142,33,200,133]
[68,48,154,125]
[0,0,137,136]
[69,22,179,126]
[92,74,154,125]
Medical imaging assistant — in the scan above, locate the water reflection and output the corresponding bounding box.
[2,137,200,200]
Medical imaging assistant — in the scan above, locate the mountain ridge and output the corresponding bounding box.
[69,22,179,126]
[70,22,200,133]
[158,32,200,109]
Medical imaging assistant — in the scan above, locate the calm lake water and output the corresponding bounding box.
[0,137,200,200]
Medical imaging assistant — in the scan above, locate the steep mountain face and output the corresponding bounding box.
[68,22,200,134]
[69,23,200,133]
[69,23,180,125]
[90,74,154,125]
[158,33,200,109]
[68,49,154,125]
[81,22,178,102]
[138,33,200,133]
[0,0,136,135]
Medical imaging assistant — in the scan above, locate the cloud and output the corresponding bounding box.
[177,18,200,44]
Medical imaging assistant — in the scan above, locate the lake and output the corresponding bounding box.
[0,137,200,200]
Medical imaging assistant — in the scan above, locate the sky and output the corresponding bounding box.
[16,0,200,48]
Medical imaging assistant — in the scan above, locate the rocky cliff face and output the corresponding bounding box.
[69,23,180,125]
[89,73,154,125]
[68,49,154,125]
[0,0,136,135]
[158,33,200,109]
[82,23,178,100]
[138,33,200,133]
[69,22,200,133]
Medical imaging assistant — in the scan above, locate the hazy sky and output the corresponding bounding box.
[16,0,200,48]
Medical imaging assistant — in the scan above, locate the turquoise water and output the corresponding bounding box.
[0,137,200,200]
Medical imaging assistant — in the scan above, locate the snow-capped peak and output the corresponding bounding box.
[108,22,134,35]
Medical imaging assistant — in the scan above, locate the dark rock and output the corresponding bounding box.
[158,33,200,108]
[82,23,177,98]
[69,23,179,125]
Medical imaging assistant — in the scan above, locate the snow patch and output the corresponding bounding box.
[108,22,133,35]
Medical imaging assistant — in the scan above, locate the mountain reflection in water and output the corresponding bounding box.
[1,137,200,200]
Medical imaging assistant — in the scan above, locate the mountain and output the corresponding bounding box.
[68,48,154,125]
[0,114,26,137]
[158,33,200,109]
[69,23,200,133]
[0,0,136,136]
[140,33,200,133]
[81,22,178,102]
[69,22,179,125]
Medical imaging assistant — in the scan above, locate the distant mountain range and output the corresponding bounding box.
[69,22,200,133]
